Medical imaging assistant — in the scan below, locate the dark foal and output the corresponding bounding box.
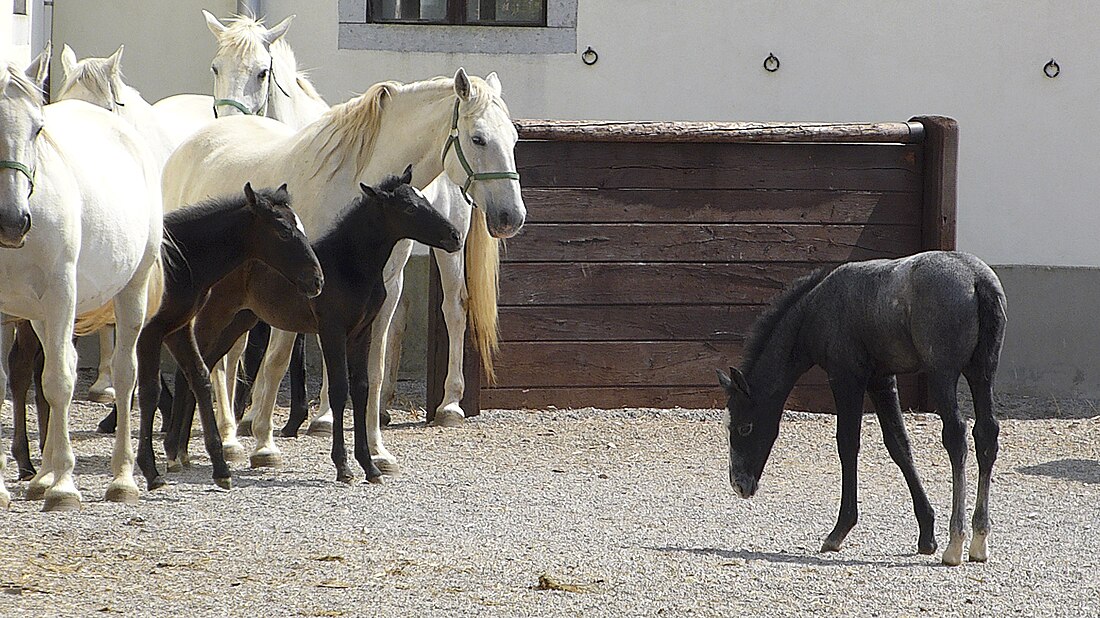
[169,167,461,483]
[717,251,1006,566]
[134,183,323,491]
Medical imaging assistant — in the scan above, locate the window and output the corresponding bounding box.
[369,0,547,26]
[340,0,576,54]
[13,0,27,16]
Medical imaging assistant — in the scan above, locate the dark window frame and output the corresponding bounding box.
[368,0,548,27]
[13,0,27,16]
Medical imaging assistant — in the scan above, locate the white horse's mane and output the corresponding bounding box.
[55,55,130,104]
[0,63,44,103]
[306,75,507,182]
[215,13,325,105]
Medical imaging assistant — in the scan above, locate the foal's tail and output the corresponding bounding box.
[970,266,1008,381]
[72,259,166,337]
[465,208,501,384]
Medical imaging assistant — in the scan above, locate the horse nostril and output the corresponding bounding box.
[20,212,31,235]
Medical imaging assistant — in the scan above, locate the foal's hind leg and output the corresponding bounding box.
[822,376,866,552]
[868,374,936,555]
[965,370,999,562]
[930,372,969,566]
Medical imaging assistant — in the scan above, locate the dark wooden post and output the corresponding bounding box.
[426,252,482,423]
[910,115,959,412]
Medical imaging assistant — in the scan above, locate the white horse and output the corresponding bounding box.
[204,12,504,444]
[54,44,216,405]
[160,69,524,474]
[0,48,163,511]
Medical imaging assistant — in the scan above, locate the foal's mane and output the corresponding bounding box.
[313,174,405,246]
[304,75,506,182]
[741,267,832,374]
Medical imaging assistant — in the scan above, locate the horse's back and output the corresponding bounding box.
[152,94,215,147]
[161,115,295,212]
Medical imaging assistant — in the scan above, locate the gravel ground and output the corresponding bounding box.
[1,371,1098,617]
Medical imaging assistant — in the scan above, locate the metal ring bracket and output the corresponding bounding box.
[582,46,598,66]
[764,53,780,72]
[1044,58,1060,78]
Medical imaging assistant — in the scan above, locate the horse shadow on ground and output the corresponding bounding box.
[1017,459,1100,485]
[650,545,936,569]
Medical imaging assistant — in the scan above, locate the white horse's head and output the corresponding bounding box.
[56,44,128,112]
[0,45,50,248]
[443,69,526,238]
[203,10,294,118]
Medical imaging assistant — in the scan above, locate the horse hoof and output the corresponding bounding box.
[95,419,115,434]
[968,533,989,563]
[18,468,36,482]
[367,474,385,485]
[306,419,333,437]
[380,410,392,427]
[820,539,842,553]
[25,483,47,501]
[42,491,82,512]
[214,476,233,490]
[221,442,247,462]
[372,457,400,477]
[250,451,283,468]
[430,409,465,428]
[941,545,964,567]
[148,477,168,491]
[87,388,115,404]
[104,482,140,505]
[0,490,10,510]
[236,419,254,437]
[918,539,938,556]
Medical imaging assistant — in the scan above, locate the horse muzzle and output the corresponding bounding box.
[298,273,324,299]
[730,471,758,499]
[0,211,31,248]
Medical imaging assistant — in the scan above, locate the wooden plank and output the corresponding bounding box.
[515,119,925,144]
[504,223,920,263]
[520,188,922,225]
[481,378,925,412]
[912,116,958,252]
[498,304,761,342]
[498,262,826,306]
[516,142,923,192]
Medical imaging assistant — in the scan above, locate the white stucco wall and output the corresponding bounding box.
[48,0,1100,268]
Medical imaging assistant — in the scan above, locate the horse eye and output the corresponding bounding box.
[737,423,753,437]
[211,65,219,76]
[258,69,269,81]
[471,135,486,146]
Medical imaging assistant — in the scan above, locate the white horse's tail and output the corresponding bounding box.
[73,258,165,336]
[464,208,500,384]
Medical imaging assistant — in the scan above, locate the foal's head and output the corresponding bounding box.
[360,165,462,253]
[0,46,50,248]
[241,182,323,298]
[717,367,782,499]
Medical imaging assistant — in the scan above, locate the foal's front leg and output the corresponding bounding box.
[319,327,354,483]
[867,374,936,555]
[349,328,384,483]
[822,376,865,552]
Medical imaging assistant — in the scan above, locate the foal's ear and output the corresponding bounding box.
[359,182,378,199]
[400,164,413,185]
[243,182,257,207]
[203,9,228,37]
[25,41,51,92]
[717,367,751,397]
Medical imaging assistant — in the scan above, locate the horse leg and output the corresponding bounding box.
[28,308,81,511]
[102,273,152,504]
[0,319,11,508]
[10,322,41,480]
[320,327,354,483]
[868,374,936,555]
[281,333,309,437]
[165,329,231,488]
[235,321,269,420]
[247,327,296,468]
[366,254,409,475]
[211,336,246,460]
[307,341,335,435]
[136,320,170,491]
[433,246,469,427]
[87,327,116,403]
[349,328,383,483]
[821,375,866,552]
[930,371,968,566]
[164,366,196,471]
[157,373,174,432]
[965,369,999,563]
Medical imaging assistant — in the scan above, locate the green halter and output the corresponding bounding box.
[0,160,35,196]
[441,98,520,206]
[212,57,285,118]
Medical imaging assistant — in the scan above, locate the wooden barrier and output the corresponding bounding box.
[428,116,958,416]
